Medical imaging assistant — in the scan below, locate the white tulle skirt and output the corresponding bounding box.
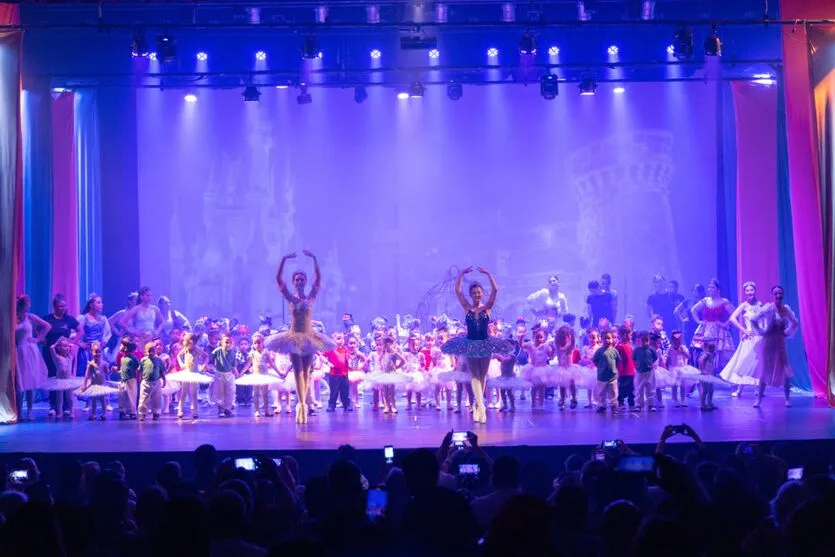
[44,377,83,391]
[671,365,702,386]
[348,371,366,384]
[720,336,762,386]
[518,364,551,386]
[404,371,427,391]
[436,370,472,384]
[653,366,677,389]
[75,384,118,398]
[487,375,532,390]
[571,366,598,389]
[166,371,214,385]
[365,372,411,386]
[236,373,284,387]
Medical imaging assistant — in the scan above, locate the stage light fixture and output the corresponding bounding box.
[436,3,448,23]
[131,31,149,58]
[579,78,597,96]
[487,47,499,58]
[503,3,516,23]
[577,1,594,21]
[704,26,722,57]
[397,92,410,100]
[409,82,425,98]
[640,1,655,20]
[752,73,776,86]
[370,49,382,60]
[184,94,198,103]
[196,51,208,61]
[367,5,381,24]
[148,52,158,61]
[428,49,440,59]
[302,36,320,60]
[666,44,675,55]
[297,85,312,105]
[157,34,177,64]
[548,46,560,56]
[354,86,368,103]
[519,33,536,55]
[613,86,626,94]
[672,26,694,59]
[242,85,261,102]
[607,45,619,56]
[255,50,267,61]
[539,74,559,100]
[447,82,463,101]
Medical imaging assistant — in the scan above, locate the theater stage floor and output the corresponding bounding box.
[1,391,830,456]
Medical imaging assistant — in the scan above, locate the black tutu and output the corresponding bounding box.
[441,337,514,358]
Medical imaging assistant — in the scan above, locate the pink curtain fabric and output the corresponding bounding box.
[731,82,780,301]
[0,2,22,422]
[51,94,80,314]
[780,0,830,398]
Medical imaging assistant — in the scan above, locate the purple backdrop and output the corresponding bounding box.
[137,82,718,329]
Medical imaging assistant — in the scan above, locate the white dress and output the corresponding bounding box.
[15,317,47,391]
[720,302,764,386]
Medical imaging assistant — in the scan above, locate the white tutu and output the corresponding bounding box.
[720,336,762,386]
[166,370,215,385]
[348,371,366,383]
[436,370,471,384]
[653,366,677,389]
[519,364,552,386]
[487,376,532,390]
[269,376,296,393]
[672,365,702,385]
[405,372,427,390]
[75,384,118,398]
[161,382,180,396]
[311,369,326,382]
[695,373,731,386]
[365,372,411,386]
[236,373,284,387]
[487,360,502,378]
[571,366,598,389]
[44,377,83,391]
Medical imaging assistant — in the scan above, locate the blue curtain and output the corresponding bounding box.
[74,91,103,303]
[21,87,53,314]
[716,82,738,300]
[776,76,812,391]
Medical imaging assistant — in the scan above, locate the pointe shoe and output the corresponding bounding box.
[295,403,304,424]
[785,399,792,407]
[300,404,309,424]
[753,398,761,408]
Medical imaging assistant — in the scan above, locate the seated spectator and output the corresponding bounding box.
[471,455,521,532]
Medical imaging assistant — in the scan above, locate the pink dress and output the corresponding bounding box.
[15,317,47,391]
[752,303,797,386]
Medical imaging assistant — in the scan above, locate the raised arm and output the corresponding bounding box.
[276,253,297,302]
[303,250,322,300]
[455,267,473,311]
[478,267,498,310]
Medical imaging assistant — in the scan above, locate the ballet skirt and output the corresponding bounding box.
[720,305,763,386]
[487,375,531,390]
[671,364,702,385]
[265,300,336,356]
[695,302,735,353]
[653,365,677,389]
[45,377,84,391]
[348,371,367,383]
[15,318,47,391]
[76,364,116,397]
[519,364,552,386]
[236,373,284,387]
[166,352,214,385]
[565,364,596,389]
[440,311,513,358]
[753,303,796,387]
[365,372,411,386]
[402,352,427,390]
[270,375,296,393]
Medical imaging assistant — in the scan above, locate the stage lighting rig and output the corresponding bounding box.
[540,74,558,100]
[672,26,694,60]
[242,85,261,102]
[577,1,595,21]
[354,86,368,104]
[302,35,320,60]
[519,32,536,55]
[157,34,177,64]
[131,31,149,58]
[409,82,425,98]
[446,82,463,101]
[297,85,312,105]
[704,26,722,57]
[579,78,597,96]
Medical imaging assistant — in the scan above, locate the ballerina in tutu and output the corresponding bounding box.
[237,333,283,417]
[553,326,587,410]
[365,336,407,414]
[78,342,116,420]
[403,333,428,410]
[15,295,51,421]
[519,327,555,411]
[430,330,455,411]
[750,285,799,408]
[344,335,367,409]
[47,338,81,419]
[721,281,764,397]
[441,266,512,424]
[169,332,213,420]
[666,331,700,407]
[488,331,530,413]
[267,251,336,424]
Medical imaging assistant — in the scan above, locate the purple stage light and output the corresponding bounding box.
[607,45,619,55]
[428,49,440,59]
[196,51,208,61]
[148,52,158,61]
[613,86,626,94]
[487,47,499,58]
[370,49,381,60]
[666,44,675,55]
[184,94,198,103]
[548,46,560,56]
[397,92,409,100]
[255,51,267,61]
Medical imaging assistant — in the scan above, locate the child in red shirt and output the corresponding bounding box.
[615,326,636,409]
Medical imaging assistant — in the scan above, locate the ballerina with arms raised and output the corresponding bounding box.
[267,250,337,424]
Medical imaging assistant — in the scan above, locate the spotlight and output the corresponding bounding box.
[672,26,694,59]
[640,0,655,20]
[409,82,425,98]
[370,49,382,60]
[255,51,267,61]
[752,73,776,86]
[184,94,198,103]
[397,92,410,100]
[275,85,289,89]
[131,31,149,58]
[302,36,320,60]
[297,85,312,105]
[447,82,463,101]
[157,34,177,64]
[487,47,499,58]
[613,86,626,94]
[519,33,536,55]
[354,86,368,104]
[704,26,722,57]
[579,78,597,96]
[428,49,440,59]
[607,45,619,56]
[242,85,261,102]
[148,52,158,61]
[548,46,560,56]
[196,51,208,61]
[539,74,559,100]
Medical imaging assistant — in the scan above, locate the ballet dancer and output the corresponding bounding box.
[721,281,764,397]
[750,285,799,408]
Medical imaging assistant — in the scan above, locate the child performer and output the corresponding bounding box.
[47,338,80,419]
[404,333,428,410]
[324,332,354,413]
[698,341,717,411]
[168,332,213,420]
[345,335,367,409]
[553,326,586,410]
[593,331,620,414]
[519,327,554,411]
[236,333,283,418]
[431,330,455,411]
[117,340,140,420]
[79,342,116,420]
[650,333,673,408]
[138,342,167,421]
[488,334,530,413]
[579,328,603,408]
[615,326,636,410]
[666,330,700,408]
[632,331,658,412]
[367,336,407,414]
[210,333,238,417]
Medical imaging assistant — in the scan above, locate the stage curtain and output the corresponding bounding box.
[780,21,829,398]
[814,71,835,404]
[716,83,738,299]
[51,93,80,314]
[777,81,812,390]
[74,91,103,302]
[0,3,22,423]
[21,87,54,314]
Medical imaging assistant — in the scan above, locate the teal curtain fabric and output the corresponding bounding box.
[717,82,737,299]
[74,91,103,303]
[21,88,53,313]
[777,77,812,391]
